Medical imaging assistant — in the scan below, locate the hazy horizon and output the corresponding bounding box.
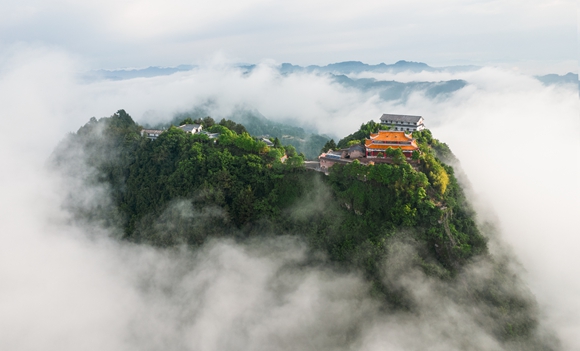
[1,0,576,74]
[0,0,578,349]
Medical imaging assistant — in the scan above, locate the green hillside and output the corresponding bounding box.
[156,108,329,160]
[50,110,554,349]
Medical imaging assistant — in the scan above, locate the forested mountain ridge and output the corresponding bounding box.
[49,110,556,349]
[168,108,330,160]
[140,108,329,160]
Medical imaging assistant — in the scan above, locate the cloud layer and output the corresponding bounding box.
[0,48,578,350]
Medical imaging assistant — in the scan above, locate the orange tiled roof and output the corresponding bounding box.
[365,130,419,151]
[368,130,414,142]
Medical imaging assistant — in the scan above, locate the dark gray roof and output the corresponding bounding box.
[380,114,422,123]
[348,144,365,152]
[327,150,343,157]
[201,131,220,138]
[178,124,202,132]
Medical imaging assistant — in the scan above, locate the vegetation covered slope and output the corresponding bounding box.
[50,110,556,349]
[158,108,330,160]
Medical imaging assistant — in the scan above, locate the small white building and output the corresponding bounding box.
[178,124,203,134]
[141,129,164,140]
[201,131,220,139]
[318,150,350,172]
[379,114,425,132]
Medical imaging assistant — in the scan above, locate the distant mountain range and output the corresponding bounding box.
[329,74,467,101]
[84,60,480,82]
[535,72,578,87]
[85,61,473,102]
[84,62,577,89]
[275,60,480,74]
[84,64,195,81]
[83,62,577,104]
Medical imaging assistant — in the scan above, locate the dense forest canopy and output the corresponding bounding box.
[148,109,330,160]
[49,110,557,350]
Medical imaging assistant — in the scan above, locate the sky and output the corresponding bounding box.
[0,1,579,350]
[0,0,576,74]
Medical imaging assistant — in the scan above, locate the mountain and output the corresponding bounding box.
[278,61,472,101]
[158,108,331,160]
[82,61,480,82]
[228,110,330,160]
[535,72,578,87]
[84,64,195,81]
[331,74,467,100]
[279,60,480,74]
[49,110,556,349]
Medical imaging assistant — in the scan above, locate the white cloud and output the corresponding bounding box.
[429,80,580,350]
[0,48,578,350]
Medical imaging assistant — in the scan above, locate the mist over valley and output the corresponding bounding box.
[2,0,577,347]
[0,45,578,351]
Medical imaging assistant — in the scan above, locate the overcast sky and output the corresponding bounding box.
[0,1,579,349]
[0,0,576,74]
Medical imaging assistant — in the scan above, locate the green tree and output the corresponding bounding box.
[336,121,381,149]
[267,147,285,161]
[178,117,195,125]
[285,145,298,157]
[219,118,247,134]
[385,148,406,165]
[321,139,337,153]
[412,150,420,160]
[421,153,449,195]
[232,186,255,226]
[286,155,304,167]
[202,116,215,128]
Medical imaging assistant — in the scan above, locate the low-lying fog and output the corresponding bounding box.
[0,47,578,350]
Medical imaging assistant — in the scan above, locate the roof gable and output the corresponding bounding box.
[380,114,422,123]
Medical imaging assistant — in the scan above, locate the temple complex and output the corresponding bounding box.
[364,130,419,158]
[316,114,424,173]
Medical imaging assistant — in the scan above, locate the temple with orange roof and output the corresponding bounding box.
[365,130,419,158]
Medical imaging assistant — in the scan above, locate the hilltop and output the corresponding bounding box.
[50,110,555,349]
